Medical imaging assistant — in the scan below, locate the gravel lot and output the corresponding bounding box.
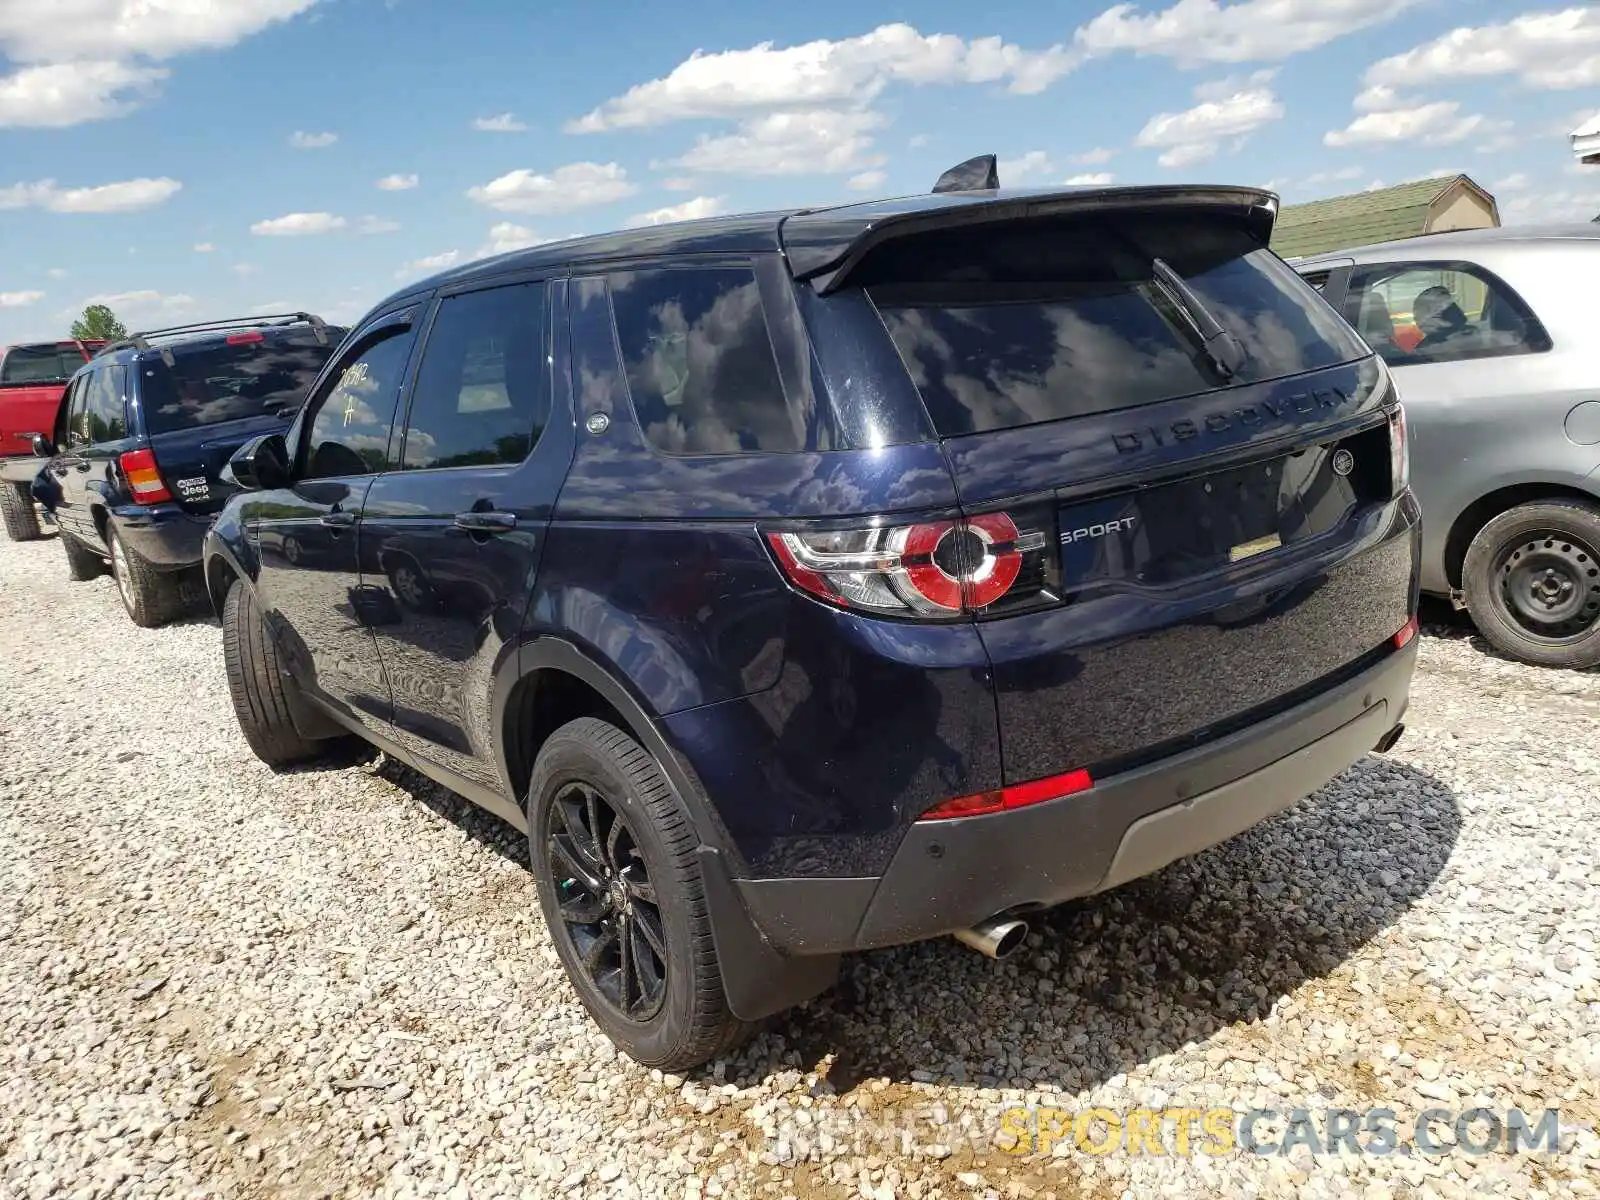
[1,531,1597,1200]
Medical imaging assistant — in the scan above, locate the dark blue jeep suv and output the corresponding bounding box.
[33,314,340,626]
[203,167,1420,1070]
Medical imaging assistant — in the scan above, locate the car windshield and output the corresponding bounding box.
[136,335,336,435]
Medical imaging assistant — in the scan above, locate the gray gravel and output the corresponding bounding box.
[0,532,1596,1200]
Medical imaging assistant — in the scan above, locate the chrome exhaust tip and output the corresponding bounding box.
[953,916,1029,960]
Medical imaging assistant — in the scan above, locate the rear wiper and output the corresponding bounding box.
[1149,257,1246,382]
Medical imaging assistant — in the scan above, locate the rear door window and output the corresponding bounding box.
[399,283,549,469]
[84,366,127,443]
[1340,261,1552,366]
[609,266,800,454]
[866,215,1368,437]
[136,334,335,436]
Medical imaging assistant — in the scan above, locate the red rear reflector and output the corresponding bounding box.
[1393,615,1419,649]
[922,767,1093,821]
[119,448,174,505]
[226,331,265,345]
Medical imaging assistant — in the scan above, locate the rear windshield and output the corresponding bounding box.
[1,345,84,385]
[136,334,337,435]
[867,214,1368,437]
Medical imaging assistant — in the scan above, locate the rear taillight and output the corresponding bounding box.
[1388,404,1409,496]
[119,448,174,505]
[922,766,1094,820]
[766,505,1056,618]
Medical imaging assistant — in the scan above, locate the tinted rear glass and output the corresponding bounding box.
[136,334,338,435]
[1,345,82,384]
[867,215,1367,437]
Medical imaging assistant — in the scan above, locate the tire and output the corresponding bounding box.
[1462,499,1600,669]
[527,717,750,1070]
[0,481,41,542]
[221,581,322,766]
[60,532,106,581]
[108,525,184,628]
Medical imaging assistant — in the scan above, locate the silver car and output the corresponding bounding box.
[1294,225,1600,669]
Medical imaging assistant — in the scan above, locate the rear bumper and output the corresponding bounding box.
[111,504,211,569]
[735,637,1416,955]
[0,455,43,486]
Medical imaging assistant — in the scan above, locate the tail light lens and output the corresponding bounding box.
[1393,614,1419,649]
[766,504,1057,619]
[119,448,173,505]
[1388,404,1409,496]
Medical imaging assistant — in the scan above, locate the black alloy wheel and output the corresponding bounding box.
[546,778,668,1021]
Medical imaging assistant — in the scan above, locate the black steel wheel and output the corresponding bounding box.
[1463,499,1600,669]
[527,717,750,1070]
[547,778,668,1020]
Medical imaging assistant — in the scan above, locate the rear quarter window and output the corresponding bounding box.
[866,214,1368,437]
[609,266,804,454]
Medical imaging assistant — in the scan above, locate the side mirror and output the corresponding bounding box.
[26,433,55,458]
[229,433,290,492]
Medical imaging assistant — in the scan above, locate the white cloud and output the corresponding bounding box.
[1192,67,1276,102]
[0,1,320,64]
[1065,172,1116,185]
[1136,86,1284,167]
[250,211,347,236]
[467,161,636,213]
[567,23,1076,132]
[1365,8,1600,92]
[0,61,167,127]
[1501,182,1600,224]
[46,268,66,279]
[1070,146,1115,165]
[476,222,553,257]
[249,300,291,315]
[1353,83,1417,113]
[0,176,181,212]
[908,134,931,149]
[999,150,1052,181]
[1491,172,1531,192]
[193,242,215,252]
[623,196,725,227]
[289,129,336,149]
[848,169,888,190]
[231,263,258,276]
[473,112,527,132]
[0,291,44,308]
[660,177,696,191]
[1075,0,1417,66]
[1324,100,1496,148]
[80,290,195,323]
[355,215,400,235]
[670,109,885,176]
[376,173,418,191]
[0,2,319,127]
[395,250,461,281]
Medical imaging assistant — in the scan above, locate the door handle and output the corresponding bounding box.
[74,462,90,473]
[454,510,517,534]
[321,510,356,529]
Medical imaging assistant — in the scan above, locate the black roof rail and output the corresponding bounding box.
[932,154,999,194]
[94,311,331,366]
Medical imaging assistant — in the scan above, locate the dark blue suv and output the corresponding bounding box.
[204,168,1421,1070]
[33,314,340,626]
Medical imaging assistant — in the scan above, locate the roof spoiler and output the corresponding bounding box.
[782,186,1282,294]
[932,154,999,194]
[96,311,331,367]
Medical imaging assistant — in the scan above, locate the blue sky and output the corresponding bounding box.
[1,0,1597,343]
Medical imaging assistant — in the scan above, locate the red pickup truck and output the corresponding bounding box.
[0,339,104,540]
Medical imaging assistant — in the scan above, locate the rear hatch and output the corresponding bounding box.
[135,329,339,513]
[838,200,1413,784]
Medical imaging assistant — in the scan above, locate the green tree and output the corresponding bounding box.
[71,304,129,342]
